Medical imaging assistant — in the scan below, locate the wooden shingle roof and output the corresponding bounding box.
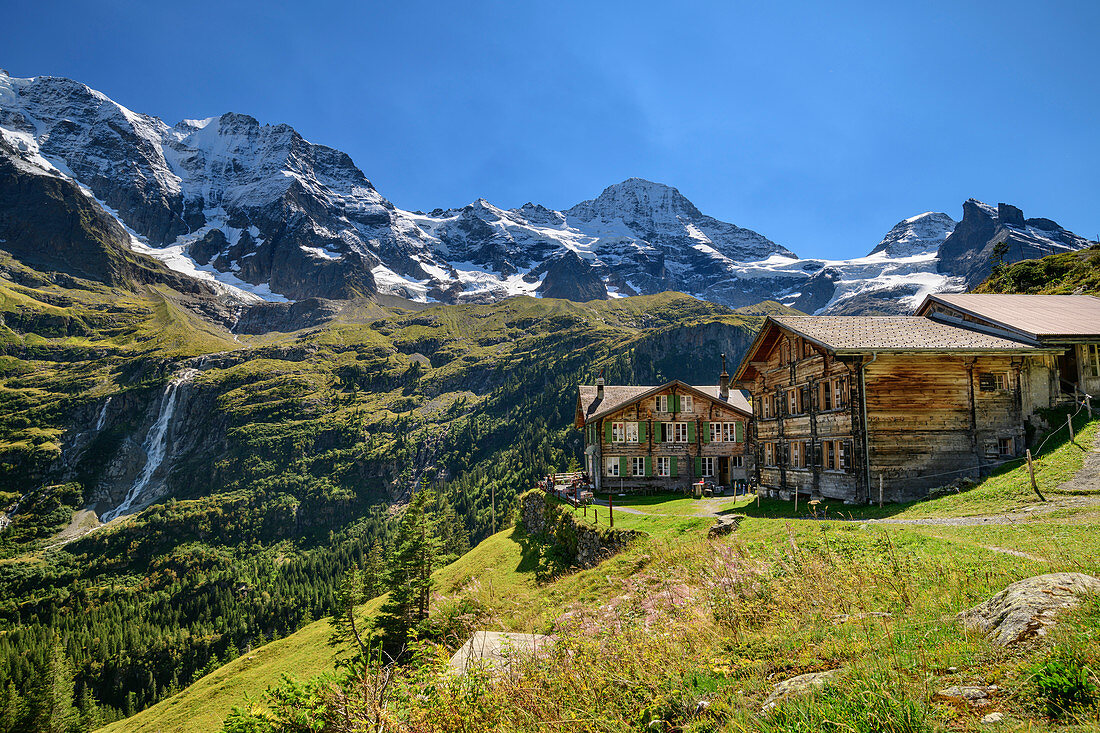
[918,294,1100,340]
[771,315,1044,353]
[577,380,751,423]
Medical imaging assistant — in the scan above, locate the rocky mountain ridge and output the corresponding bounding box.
[0,70,1092,314]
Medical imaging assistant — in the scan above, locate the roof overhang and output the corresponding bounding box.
[583,379,751,422]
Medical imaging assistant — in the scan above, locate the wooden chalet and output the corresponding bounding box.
[917,294,1100,399]
[733,314,1062,504]
[575,364,752,494]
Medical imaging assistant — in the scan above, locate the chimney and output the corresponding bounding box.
[596,368,605,400]
[719,353,730,400]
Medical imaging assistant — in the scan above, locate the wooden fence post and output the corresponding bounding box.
[609,494,614,528]
[1026,449,1046,501]
[1068,413,1075,443]
[1087,395,1093,420]
[878,474,884,509]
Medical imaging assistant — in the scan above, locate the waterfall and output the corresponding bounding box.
[94,396,112,431]
[102,369,198,522]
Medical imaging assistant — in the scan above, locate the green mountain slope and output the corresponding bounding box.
[0,215,765,725]
[105,416,1100,733]
[976,243,1100,295]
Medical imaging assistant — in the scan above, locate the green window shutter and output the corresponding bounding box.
[672,394,680,413]
[619,456,628,477]
[702,422,711,443]
[604,421,613,444]
[735,422,744,442]
[687,421,696,444]
[639,421,647,443]
[645,456,652,477]
[695,456,702,477]
[671,456,678,478]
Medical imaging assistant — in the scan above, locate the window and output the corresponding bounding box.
[833,378,846,408]
[998,437,1014,456]
[979,373,1010,392]
[820,380,833,411]
[605,457,620,476]
[731,455,744,468]
[673,422,687,442]
[1083,345,1100,378]
[710,422,742,442]
[790,441,804,468]
[764,442,776,466]
[762,393,776,419]
[656,456,671,477]
[655,395,669,412]
[625,422,639,443]
[786,389,798,415]
[826,440,837,471]
[701,456,716,477]
[681,395,693,413]
[612,422,625,442]
[632,456,646,476]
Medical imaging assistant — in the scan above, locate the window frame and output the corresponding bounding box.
[611,421,626,443]
[656,456,671,477]
[731,455,744,468]
[631,456,646,476]
[681,395,693,413]
[1083,345,1100,378]
[655,395,669,412]
[624,422,639,443]
[605,457,620,476]
[701,456,716,477]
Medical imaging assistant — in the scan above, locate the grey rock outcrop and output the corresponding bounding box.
[761,668,843,712]
[707,515,743,538]
[957,572,1100,647]
[937,200,1090,287]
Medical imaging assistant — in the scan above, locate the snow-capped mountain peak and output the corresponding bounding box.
[0,70,1092,313]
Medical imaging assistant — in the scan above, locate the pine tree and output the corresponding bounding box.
[329,565,369,655]
[0,680,24,733]
[376,487,439,646]
[34,639,78,733]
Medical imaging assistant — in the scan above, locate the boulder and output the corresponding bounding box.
[707,515,743,539]
[958,573,1100,647]
[761,668,843,712]
[935,685,998,705]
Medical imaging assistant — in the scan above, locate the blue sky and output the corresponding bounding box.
[6,0,1099,257]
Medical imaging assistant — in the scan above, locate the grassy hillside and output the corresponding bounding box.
[977,243,1100,295]
[115,417,1100,732]
[0,245,768,724]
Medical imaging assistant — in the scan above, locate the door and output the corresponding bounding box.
[1057,348,1079,394]
[718,457,729,486]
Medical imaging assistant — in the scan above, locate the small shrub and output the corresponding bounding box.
[1032,646,1099,720]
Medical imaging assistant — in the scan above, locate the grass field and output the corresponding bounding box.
[101,418,1100,732]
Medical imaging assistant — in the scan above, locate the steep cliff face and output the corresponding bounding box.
[0,141,212,294]
[937,200,1090,287]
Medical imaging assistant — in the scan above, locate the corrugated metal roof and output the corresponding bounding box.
[772,315,1043,352]
[578,381,751,423]
[920,294,1100,339]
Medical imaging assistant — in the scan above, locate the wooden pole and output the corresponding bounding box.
[1087,395,1093,420]
[609,494,614,528]
[594,508,598,524]
[1068,413,1075,443]
[794,486,798,514]
[878,474,884,509]
[1026,449,1046,501]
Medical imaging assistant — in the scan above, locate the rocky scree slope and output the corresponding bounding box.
[2,70,1090,313]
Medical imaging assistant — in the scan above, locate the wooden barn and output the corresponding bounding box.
[732,314,1062,504]
[917,294,1100,400]
[575,366,752,494]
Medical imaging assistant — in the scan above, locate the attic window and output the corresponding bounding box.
[655,395,669,412]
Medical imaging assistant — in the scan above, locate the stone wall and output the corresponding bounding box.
[517,490,642,568]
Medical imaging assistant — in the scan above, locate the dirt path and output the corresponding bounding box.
[590,496,740,518]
